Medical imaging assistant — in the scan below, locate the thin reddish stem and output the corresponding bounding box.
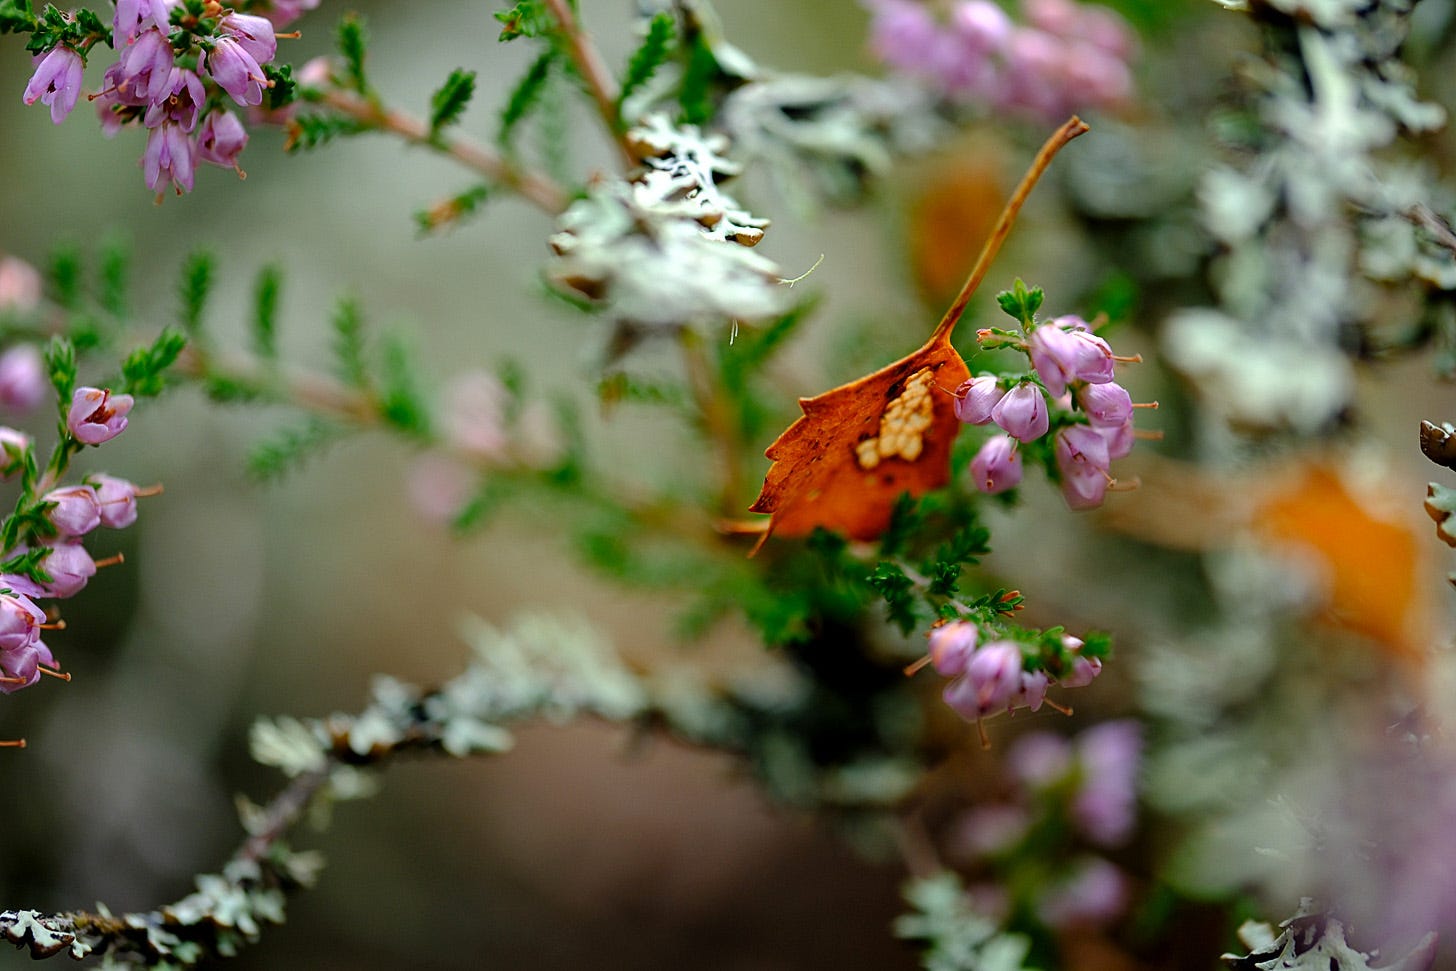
[930,116,1090,345]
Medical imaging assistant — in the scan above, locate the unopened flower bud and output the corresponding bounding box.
[1068,330,1116,384]
[38,542,96,598]
[953,375,1003,425]
[0,345,48,413]
[990,382,1049,442]
[970,435,1022,494]
[0,258,42,316]
[90,475,141,529]
[42,485,101,537]
[1028,323,1083,397]
[1055,425,1112,510]
[928,621,979,677]
[1077,381,1132,427]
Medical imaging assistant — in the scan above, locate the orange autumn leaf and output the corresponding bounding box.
[745,118,1089,550]
[748,332,970,543]
[1253,462,1437,666]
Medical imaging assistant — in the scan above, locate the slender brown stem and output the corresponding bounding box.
[930,116,1090,344]
[318,90,571,214]
[540,0,636,166]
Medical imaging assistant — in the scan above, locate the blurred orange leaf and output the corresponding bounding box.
[1253,462,1435,666]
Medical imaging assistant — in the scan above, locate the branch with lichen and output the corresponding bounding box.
[0,611,941,966]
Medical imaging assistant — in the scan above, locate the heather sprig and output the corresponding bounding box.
[953,279,1156,511]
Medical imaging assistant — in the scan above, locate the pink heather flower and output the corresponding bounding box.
[1027,323,1083,397]
[0,639,53,694]
[0,257,41,315]
[990,381,1049,442]
[1007,730,1072,788]
[951,1,1012,53]
[0,345,48,412]
[101,61,148,109]
[407,452,475,525]
[952,804,1030,858]
[1059,653,1102,688]
[1055,425,1111,510]
[1072,719,1142,846]
[23,46,85,125]
[220,13,278,65]
[1037,857,1129,928]
[1009,669,1049,712]
[203,36,266,107]
[1077,381,1132,427]
[143,67,205,131]
[0,572,44,599]
[953,375,1003,425]
[0,427,30,478]
[1065,43,1132,105]
[115,28,174,104]
[42,485,101,537]
[1056,424,1111,472]
[265,0,321,28]
[943,640,1023,720]
[970,434,1022,494]
[1068,329,1116,384]
[143,121,196,195]
[112,0,173,46]
[296,55,333,89]
[67,387,134,445]
[113,0,174,46]
[443,371,510,460]
[38,543,95,598]
[1097,418,1135,460]
[90,475,140,529]
[1076,4,1137,60]
[197,110,249,173]
[867,0,941,73]
[0,592,43,654]
[928,621,979,677]
[1060,464,1108,510]
[1022,0,1081,36]
[999,27,1067,120]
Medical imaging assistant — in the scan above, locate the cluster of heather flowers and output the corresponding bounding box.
[19,0,317,198]
[947,720,1142,929]
[0,378,153,706]
[863,0,1135,123]
[914,619,1103,731]
[956,286,1151,510]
